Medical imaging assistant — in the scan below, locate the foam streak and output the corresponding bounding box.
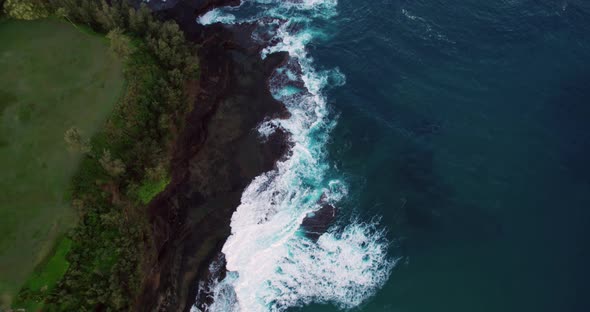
[194,1,394,311]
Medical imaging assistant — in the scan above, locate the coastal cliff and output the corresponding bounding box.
[136,1,290,310]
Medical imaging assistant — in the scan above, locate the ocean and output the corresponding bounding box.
[196,0,590,311]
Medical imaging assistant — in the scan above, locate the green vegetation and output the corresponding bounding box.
[23,238,72,294]
[2,0,48,20]
[4,1,198,310]
[0,18,125,306]
[137,175,170,204]
[13,238,72,311]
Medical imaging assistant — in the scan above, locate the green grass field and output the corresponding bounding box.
[0,18,124,306]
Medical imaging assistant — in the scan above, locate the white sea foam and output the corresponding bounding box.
[194,1,394,311]
[198,8,237,25]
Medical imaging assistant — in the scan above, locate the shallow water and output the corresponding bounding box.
[196,0,590,311]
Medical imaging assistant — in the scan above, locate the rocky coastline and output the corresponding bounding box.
[135,1,291,311]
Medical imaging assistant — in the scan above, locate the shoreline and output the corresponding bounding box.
[137,1,291,310]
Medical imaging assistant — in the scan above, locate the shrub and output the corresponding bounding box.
[3,0,48,20]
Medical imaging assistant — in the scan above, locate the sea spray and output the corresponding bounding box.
[194,1,394,311]
[197,8,236,25]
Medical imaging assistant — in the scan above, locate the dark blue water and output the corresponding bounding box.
[307,0,590,311]
[196,1,590,311]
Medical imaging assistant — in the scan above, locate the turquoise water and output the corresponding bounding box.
[197,1,590,311]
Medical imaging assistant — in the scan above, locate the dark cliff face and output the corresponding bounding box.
[135,1,290,311]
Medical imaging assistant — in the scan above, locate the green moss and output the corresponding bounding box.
[137,176,170,204]
[24,238,72,292]
[12,237,72,310]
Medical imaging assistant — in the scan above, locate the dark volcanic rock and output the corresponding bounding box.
[300,205,337,242]
[135,1,290,311]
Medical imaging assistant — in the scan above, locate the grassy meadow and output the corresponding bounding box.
[0,18,124,305]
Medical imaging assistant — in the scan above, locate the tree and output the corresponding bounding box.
[50,0,97,26]
[99,149,126,177]
[127,3,151,35]
[64,126,91,153]
[55,6,67,18]
[95,0,116,31]
[146,21,191,69]
[106,28,133,58]
[3,0,48,20]
[56,6,78,28]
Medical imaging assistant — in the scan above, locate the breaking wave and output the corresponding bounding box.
[194,1,395,311]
